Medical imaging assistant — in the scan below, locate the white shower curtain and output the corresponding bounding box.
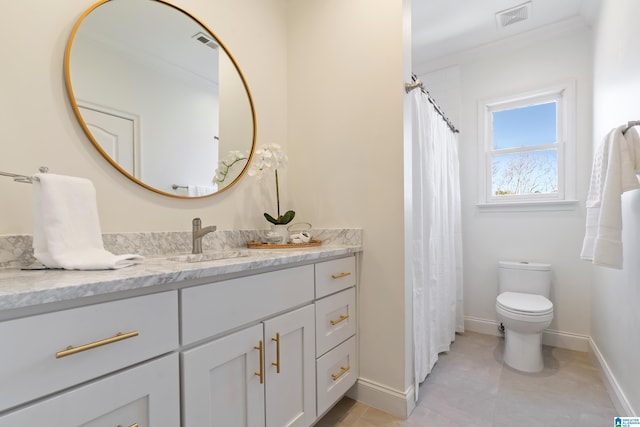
[411,89,464,398]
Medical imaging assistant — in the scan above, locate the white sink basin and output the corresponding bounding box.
[167,250,250,263]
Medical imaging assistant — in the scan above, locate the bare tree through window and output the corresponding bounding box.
[492,150,558,195]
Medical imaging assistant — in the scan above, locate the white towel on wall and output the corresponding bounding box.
[580,125,640,269]
[32,173,144,270]
[187,184,215,196]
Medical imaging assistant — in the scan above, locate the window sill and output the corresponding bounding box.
[476,199,579,212]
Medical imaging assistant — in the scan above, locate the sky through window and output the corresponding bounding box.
[493,102,557,150]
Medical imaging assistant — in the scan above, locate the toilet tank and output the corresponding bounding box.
[498,261,551,297]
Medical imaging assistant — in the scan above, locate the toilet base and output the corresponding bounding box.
[503,328,544,373]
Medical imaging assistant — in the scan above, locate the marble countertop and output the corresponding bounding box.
[0,245,362,313]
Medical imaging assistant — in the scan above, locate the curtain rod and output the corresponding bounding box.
[405,74,459,134]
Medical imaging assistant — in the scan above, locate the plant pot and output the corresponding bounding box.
[270,224,290,244]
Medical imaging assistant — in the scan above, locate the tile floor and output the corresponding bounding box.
[315,331,618,426]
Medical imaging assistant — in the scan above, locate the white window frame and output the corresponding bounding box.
[477,81,577,210]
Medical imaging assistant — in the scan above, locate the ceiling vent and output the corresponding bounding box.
[495,1,531,29]
[192,32,218,50]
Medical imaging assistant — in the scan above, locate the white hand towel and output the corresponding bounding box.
[32,173,144,270]
[187,184,214,196]
[580,126,640,268]
[195,185,214,196]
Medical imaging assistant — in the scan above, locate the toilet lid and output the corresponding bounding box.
[497,292,553,314]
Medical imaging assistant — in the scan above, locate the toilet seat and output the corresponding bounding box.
[496,292,553,316]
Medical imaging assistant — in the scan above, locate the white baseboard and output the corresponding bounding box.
[541,328,590,352]
[588,337,636,416]
[464,316,590,352]
[346,377,415,419]
[464,316,502,337]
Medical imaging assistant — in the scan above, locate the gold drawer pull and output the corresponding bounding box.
[331,272,351,279]
[331,365,350,381]
[254,340,264,384]
[117,424,138,427]
[330,314,350,326]
[56,331,139,359]
[271,333,281,373]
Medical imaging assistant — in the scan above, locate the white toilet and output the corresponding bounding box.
[495,261,553,373]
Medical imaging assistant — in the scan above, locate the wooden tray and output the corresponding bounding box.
[247,239,322,249]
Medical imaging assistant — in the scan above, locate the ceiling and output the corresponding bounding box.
[412,0,601,67]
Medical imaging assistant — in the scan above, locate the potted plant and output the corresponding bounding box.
[248,144,295,240]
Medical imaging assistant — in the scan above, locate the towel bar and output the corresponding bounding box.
[0,166,48,184]
[623,120,640,135]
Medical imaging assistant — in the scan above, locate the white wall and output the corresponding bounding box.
[591,0,640,415]
[286,0,412,415]
[0,0,288,234]
[417,26,595,348]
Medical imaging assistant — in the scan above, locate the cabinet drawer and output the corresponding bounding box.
[0,353,180,427]
[315,287,356,357]
[181,265,314,345]
[0,291,178,413]
[316,336,358,416]
[315,256,356,299]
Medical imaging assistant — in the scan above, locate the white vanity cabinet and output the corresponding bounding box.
[180,266,317,427]
[0,291,180,426]
[313,257,359,416]
[0,250,360,427]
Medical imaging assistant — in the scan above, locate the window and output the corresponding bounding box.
[479,82,576,208]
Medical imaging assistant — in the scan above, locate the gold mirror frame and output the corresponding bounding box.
[64,0,256,199]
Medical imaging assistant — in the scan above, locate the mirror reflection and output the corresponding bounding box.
[65,0,255,198]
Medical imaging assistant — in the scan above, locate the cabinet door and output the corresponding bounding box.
[0,353,179,427]
[264,305,316,427]
[181,324,265,427]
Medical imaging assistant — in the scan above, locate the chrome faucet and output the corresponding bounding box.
[192,218,217,254]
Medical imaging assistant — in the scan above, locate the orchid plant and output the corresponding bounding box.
[213,150,248,185]
[248,143,295,225]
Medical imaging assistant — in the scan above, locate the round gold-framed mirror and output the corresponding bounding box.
[64,0,256,198]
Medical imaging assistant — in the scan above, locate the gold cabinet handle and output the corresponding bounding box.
[117,424,138,427]
[55,331,139,359]
[330,314,350,326]
[331,365,350,381]
[331,272,352,279]
[254,340,264,384]
[271,333,281,373]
